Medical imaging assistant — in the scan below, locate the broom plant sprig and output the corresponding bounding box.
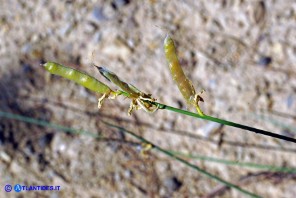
[42,61,296,144]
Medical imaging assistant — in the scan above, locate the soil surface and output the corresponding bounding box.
[0,0,296,197]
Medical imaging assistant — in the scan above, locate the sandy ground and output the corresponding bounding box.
[0,0,296,197]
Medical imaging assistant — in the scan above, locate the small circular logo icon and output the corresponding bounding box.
[14,184,22,192]
[4,184,12,192]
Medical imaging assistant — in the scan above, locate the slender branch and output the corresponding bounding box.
[159,103,296,143]
[103,121,261,198]
[2,110,282,197]
[118,90,296,144]
[170,151,296,173]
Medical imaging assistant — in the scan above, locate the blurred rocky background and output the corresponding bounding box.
[0,0,295,197]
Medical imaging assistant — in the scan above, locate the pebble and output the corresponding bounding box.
[163,176,182,192]
[39,133,54,149]
[24,140,35,156]
[58,23,72,36]
[200,122,222,137]
[91,7,107,21]
[51,135,66,154]
[208,79,217,90]
[102,40,131,60]
[92,32,102,43]
[21,43,33,54]
[272,42,284,59]
[79,86,91,98]
[253,1,266,24]
[124,170,132,178]
[111,0,130,10]
[258,56,272,66]
[21,62,33,74]
[84,22,97,33]
[10,161,22,174]
[0,151,11,163]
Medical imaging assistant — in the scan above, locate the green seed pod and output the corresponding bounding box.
[96,66,140,98]
[43,62,114,95]
[95,65,158,115]
[164,35,204,116]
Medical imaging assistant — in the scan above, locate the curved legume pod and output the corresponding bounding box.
[43,62,115,95]
[96,66,140,98]
[164,35,204,116]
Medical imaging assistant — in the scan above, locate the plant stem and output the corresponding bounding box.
[0,110,261,197]
[118,90,296,144]
[159,103,296,143]
[104,121,261,198]
[170,151,296,173]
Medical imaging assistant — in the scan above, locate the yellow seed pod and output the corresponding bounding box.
[164,35,204,116]
[43,62,115,94]
[95,66,158,115]
[43,62,117,108]
[97,66,139,98]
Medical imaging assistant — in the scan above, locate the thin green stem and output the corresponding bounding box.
[1,110,260,197]
[253,113,296,134]
[118,90,296,144]
[104,121,261,198]
[9,111,296,197]
[160,104,296,143]
[0,111,99,138]
[2,110,293,174]
[170,151,296,173]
